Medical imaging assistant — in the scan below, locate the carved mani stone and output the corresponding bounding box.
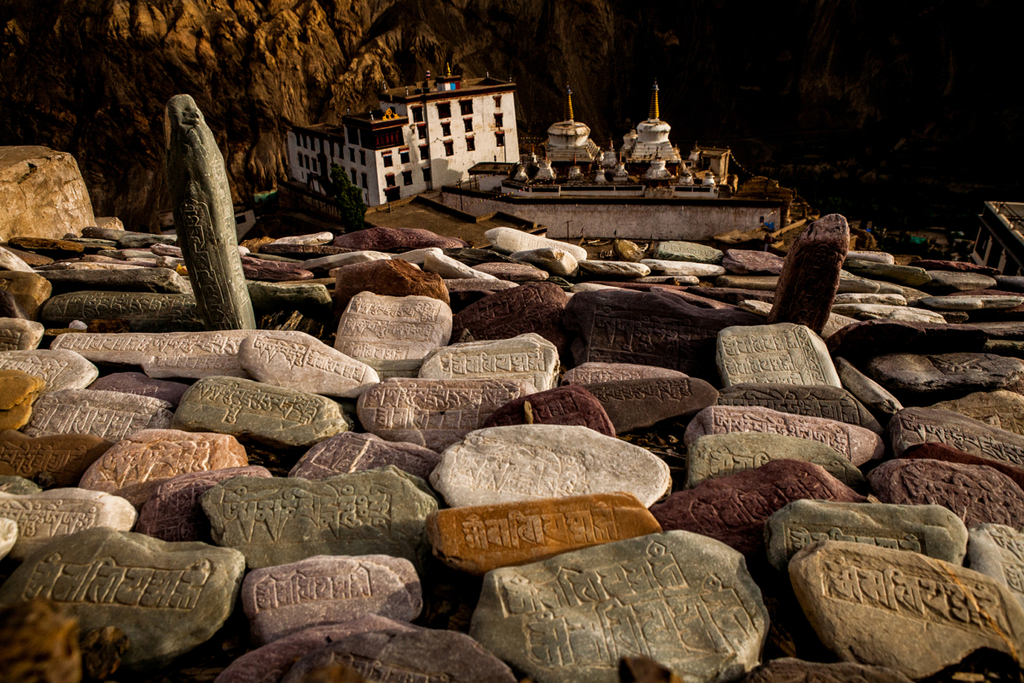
[238,330,378,398]
[0,318,44,351]
[766,214,849,333]
[333,258,450,315]
[868,458,1024,528]
[834,356,903,424]
[356,378,536,451]
[452,281,571,354]
[24,389,174,441]
[867,352,1024,399]
[88,372,190,407]
[685,433,866,490]
[968,524,1024,610]
[430,425,671,508]
[78,429,249,508]
[172,376,350,448]
[241,554,422,645]
[0,528,246,672]
[739,658,913,683]
[652,460,865,556]
[560,361,690,386]
[470,531,768,683]
[0,349,98,392]
[929,390,1024,436]
[717,383,882,434]
[41,291,204,332]
[201,467,438,570]
[334,226,467,251]
[789,540,1024,679]
[716,323,841,388]
[289,432,439,482]
[825,320,989,362]
[418,332,559,390]
[135,466,272,543]
[165,94,255,330]
[481,385,616,436]
[584,376,719,433]
[425,492,662,575]
[684,405,885,466]
[764,499,968,571]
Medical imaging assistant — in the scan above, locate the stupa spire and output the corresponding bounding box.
[649,80,660,120]
[564,83,574,122]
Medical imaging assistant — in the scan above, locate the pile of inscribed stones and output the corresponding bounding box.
[2,215,1024,683]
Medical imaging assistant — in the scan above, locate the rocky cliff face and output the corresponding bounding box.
[1,0,1018,231]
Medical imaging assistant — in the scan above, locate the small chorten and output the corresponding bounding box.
[612,159,629,183]
[544,83,599,165]
[702,172,717,187]
[512,164,529,182]
[535,158,556,181]
[601,138,618,168]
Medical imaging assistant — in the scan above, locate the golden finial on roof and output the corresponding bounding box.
[383,108,398,120]
[564,83,574,122]
[446,62,452,78]
[649,80,660,120]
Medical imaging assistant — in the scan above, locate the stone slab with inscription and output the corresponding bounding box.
[426,492,662,575]
[430,424,671,508]
[929,390,1024,435]
[474,261,550,281]
[584,376,719,433]
[686,433,866,490]
[418,333,558,391]
[789,540,1024,678]
[684,405,885,466]
[652,460,865,555]
[825,320,989,361]
[842,260,931,287]
[717,383,882,434]
[0,349,98,392]
[135,466,272,543]
[40,292,204,332]
[888,407,1024,478]
[869,458,1024,528]
[867,352,1024,399]
[0,318,44,351]
[24,389,174,441]
[834,357,903,425]
[289,432,439,482]
[78,429,248,508]
[241,554,422,645]
[202,466,438,570]
[919,270,997,293]
[560,361,690,386]
[452,281,571,354]
[738,657,915,683]
[485,226,588,261]
[563,289,761,380]
[0,430,112,488]
[335,226,467,251]
[470,530,768,683]
[281,626,518,683]
[172,376,350,448]
[238,330,379,398]
[88,372,190,407]
[481,385,616,436]
[425,250,500,280]
[0,527,246,671]
[764,499,968,570]
[717,323,841,388]
[0,487,137,561]
[39,267,191,295]
[900,442,1024,492]
[576,260,650,278]
[653,241,724,264]
[640,259,726,277]
[0,517,14,560]
[333,258,449,314]
[722,249,785,275]
[357,378,536,451]
[967,524,1024,610]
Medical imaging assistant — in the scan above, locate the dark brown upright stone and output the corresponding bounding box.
[452,282,569,353]
[825,320,989,361]
[333,258,449,314]
[767,213,849,334]
[481,385,616,435]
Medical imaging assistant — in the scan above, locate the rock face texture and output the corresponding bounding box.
[0,146,95,240]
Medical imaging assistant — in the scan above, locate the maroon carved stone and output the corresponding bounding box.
[901,443,1024,493]
[722,249,786,275]
[650,459,866,555]
[481,385,615,435]
[88,372,190,407]
[259,243,352,257]
[444,279,519,312]
[825,320,989,361]
[584,282,735,309]
[334,258,449,315]
[561,362,690,386]
[472,262,548,282]
[288,432,441,482]
[911,260,1000,276]
[684,287,775,305]
[240,256,314,282]
[562,289,761,380]
[766,214,849,333]
[868,458,1024,528]
[585,377,718,433]
[452,282,569,353]
[333,226,467,251]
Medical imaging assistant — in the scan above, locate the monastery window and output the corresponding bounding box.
[347,126,360,144]
[360,150,366,166]
[494,95,502,109]
[349,148,355,162]
[464,118,473,132]
[466,136,475,151]
[423,167,432,182]
[412,106,424,123]
[419,144,429,159]
[350,169,357,184]
[437,102,451,119]
[311,159,318,172]
[383,153,393,167]
[417,124,427,140]
[459,99,473,116]
[361,173,368,189]
[441,122,451,137]
[495,132,505,147]
[444,140,454,156]
[399,149,410,164]
[385,174,396,188]
[402,170,413,186]
[494,113,503,128]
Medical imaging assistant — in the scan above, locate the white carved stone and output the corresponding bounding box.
[0,319,44,351]
[24,389,174,440]
[418,333,558,390]
[716,323,842,388]
[423,252,498,280]
[640,259,727,277]
[238,330,379,397]
[0,349,99,391]
[484,227,588,261]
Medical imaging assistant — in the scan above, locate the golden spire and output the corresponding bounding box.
[446,62,452,78]
[564,83,574,122]
[649,80,660,120]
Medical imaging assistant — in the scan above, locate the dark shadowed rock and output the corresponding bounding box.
[739,658,913,683]
[585,376,718,432]
[912,259,1000,275]
[834,356,903,425]
[867,352,1024,399]
[443,278,519,312]
[333,259,449,314]
[452,282,569,353]
[767,214,848,333]
[481,384,616,435]
[289,432,441,482]
[333,226,467,251]
[88,372,190,407]
[0,598,81,683]
[718,383,882,433]
[825,320,989,361]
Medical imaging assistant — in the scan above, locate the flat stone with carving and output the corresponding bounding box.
[24,389,173,441]
[453,281,570,354]
[41,291,204,332]
[481,385,616,436]
[867,352,1024,399]
[560,361,690,386]
[738,657,914,683]
[288,432,440,482]
[929,390,1024,435]
[238,330,378,398]
[0,318,44,352]
[717,323,841,388]
[717,383,882,434]
[968,524,1024,610]
[0,349,98,392]
[0,431,112,488]
[418,333,558,390]
[584,376,718,433]
[89,372,190,407]
[767,214,848,333]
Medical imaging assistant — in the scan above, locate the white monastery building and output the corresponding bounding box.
[286,69,519,207]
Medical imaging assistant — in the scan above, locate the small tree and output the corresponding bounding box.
[330,164,366,232]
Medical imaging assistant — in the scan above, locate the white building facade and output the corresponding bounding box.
[286,73,519,207]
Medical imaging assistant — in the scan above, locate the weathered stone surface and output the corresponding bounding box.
[307,250,391,271]
[0,368,44,430]
[135,466,272,543]
[847,250,896,265]
[826,319,989,361]
[739,658,913,683]
[166,95,256,330]
[767,214,849,333]
[640,259,726,277]
[239,330,378,398]
[968,524,1024,611]
[765,499,968,570]
[789,540,1024,679]
[0,474,40,494]
[0,515,15,560]
[481,385,616,436]
[248,280,332,318]
[0,431,112,487]
[832,292,908,306]
[418,333,558,390]
[335,226,466,251]
[685,405,884,466]
[869,458,1024,528]
[471,531,768,683]
[738,300,857,338]
[830,303,947,323]
[722,248,785,275]
[561,361,690,386]
[717,323,841,388]
[425,250,500,280]
[357,378,535,450]
[239,255,314,281]
[921,294,1023,310]
[453,281,570,353]
[563,289,761,379]
[920,270,998,293]
[474,261,550,281]
[0,349,98,392]
[79,429,248,508]
[653,240,724,264]
[867,352,1024,398]
[0,318,44,351]
[427,492,661,575]
[241,554,421,645]
[0,146,94,239]
[89,372,190,407]
[652,460,865,555]
[0,527,245,671]
[717,383,882,434]
[430,424,671,508]
[41,291,203,332]
[576,260,650,278]
[0,268,52,320]
[686,433,865,490]
[929,390,1024,435]
[835,357,904,424]
[585,377,718,433]
[0,487,137,560]
[272,231,334,246]
[890,405,1024,468]
[25,389,173,440]
[40,267,191,295]
[485,226,588,261]
[842,260,931,286]
[0,597,82,683]
[333,258,449,313]
[202,467,438,570]
[289,432,440,482]
[0,244,35,272]
[173,377,350,448]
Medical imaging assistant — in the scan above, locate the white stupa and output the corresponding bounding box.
[544,84,599,164]
[620,81,682,166]
[601,139,618,169]
[644,157,672,180]
[534,158,556,181]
